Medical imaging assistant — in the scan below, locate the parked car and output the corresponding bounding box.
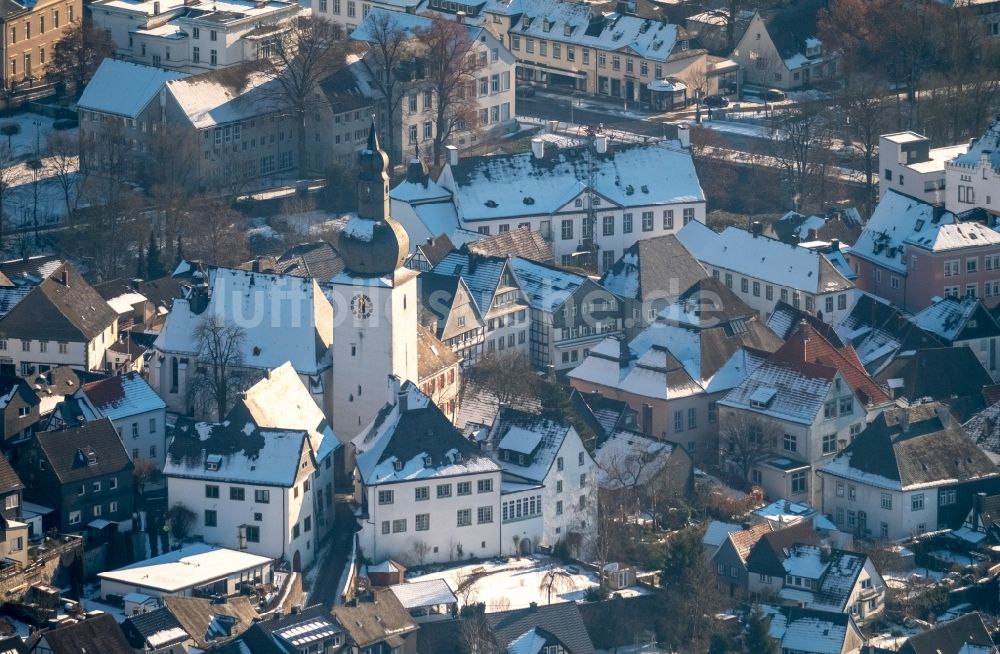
[516,86,536,98]
[703,94,729,108]
[764,88,786,102]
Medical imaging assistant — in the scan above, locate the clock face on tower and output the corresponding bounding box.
[351,293,373,319]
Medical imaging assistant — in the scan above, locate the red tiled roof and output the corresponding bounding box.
[728,522,773,562]
[770,321,890,407]
[82,374,130,410]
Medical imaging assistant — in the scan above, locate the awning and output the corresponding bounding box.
[647,79,686,93]
[517,62,587,79]
[88,519,117,530]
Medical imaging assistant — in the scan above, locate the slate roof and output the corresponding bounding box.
[774,607,855,654]
[766,300,843,346]
[81,372,166,420]
[0,375,38,411]
[875,348,993,405]
[601,234,706,302]
[485,602,596,654]
[236,604,342,654]
[332,590,418,649]
[0,454,24,495]
[35,418,133,484]
[122,607,189,649]
[900,612,997,654]
[911,296,1000,344]
[835,293,942,375]
[822,403,999,491]
[779,545,872,613]
[467,229,554,265]
[745,521,821,578]
[0,636,27,654]
[431,250,514,317]
[0,263,118,342]
[760,0,824,61]
[853,191,959,274]
[488,408,575,484]
[354,382,499,485]
[416,324,460,381]
[964,401,1000,455]
[273,241,346,282]
[36,613,133,654]
[161,596,259,650]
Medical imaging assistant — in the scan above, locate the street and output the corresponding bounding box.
[304,497,357,607]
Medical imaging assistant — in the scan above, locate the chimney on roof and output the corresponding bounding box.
[798,319,809,343]
[751,221,762,238]
[932,204,946,223]
[59,268,69,287]
[529,601,538,612]
[830,238,840,251]
[446,145,458,167]
[899,408,910,434]
[153,0,160,13]
[531,138,545,160]
[398,389,408,413]
[595,133,609,154]
[456,9,465,22]
[676,122,690,149]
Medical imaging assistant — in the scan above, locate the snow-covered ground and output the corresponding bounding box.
[410,556,648,611]
[698,119,772,139]
[0,112,71,159]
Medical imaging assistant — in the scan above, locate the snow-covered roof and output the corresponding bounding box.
[81,372,165,421]
[508,258,589,312]
[240,362,339,462]
[498,426,543,455]
[98,543,272,593]
[676,221,853,294]
[153,267,332,375]
[388,579,457,609]
[165,71,287,129]
[720,361,834,425]
[430,251,515,316]
[702,520,741,548]
[780,613,849,654]
[354,382,500,485]
[910,295,996,343]
[78,59,187,118]
[104,290,147,315]
[442,140,704,223]
[950,116,1000,172]
[352,7,485,42]
[487,409,576,484]
[595,429,674,489]
[853,191,959,274]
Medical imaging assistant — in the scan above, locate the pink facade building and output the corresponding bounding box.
[849,190,1000,312]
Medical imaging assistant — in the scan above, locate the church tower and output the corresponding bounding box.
[330,118,419,452]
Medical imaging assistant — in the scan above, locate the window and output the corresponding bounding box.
[415,486,429,501]
[561,219,573,240]
[579,473,586,487]
[457,481,472,495]
[683,208,695,224]
[193,46,200,63]
[881,493,892,510]
[437,484,452,498]
[21,341,29,352]
[457,509,472,526]
[254,489,270,503]
[192,26,200,38]
[822,433,837,454]
[687,407,696,429]
[836,482,845,497]
[109,477,118,490]
[557,457,564,471]
[674,411,683,432]
[623,213,633,233]
[205,484,219,498]
[478,506,493,523]
[824,401,837,419]
[204,510,217,527]
[477,479,492,493]
[791,472,807,494]
[230,487,245,501]
[725,273,733,288]
[381,520,390,535]
[940,489,957,506]
[717,563,725,575]
[603,215,614,236]
[378,489,394,505]
[210,49,217,66]
[413,513,430,531]
[783,433,797,452]
[944,259,960,277]
[69,510,80,525]
[392,519,407,533]
[556,500,563,515]
[912,493,925,511]
[663,210,674,230]
[849,485,857,501]
[642,211,654,231]
[741,278,749,293]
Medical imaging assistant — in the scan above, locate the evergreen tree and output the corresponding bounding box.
[146,231,166,279]
[175,234,184,268]
[135,246,146,280]
[744,606,777,654]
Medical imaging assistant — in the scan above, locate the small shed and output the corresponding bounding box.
[388,579,458,622]
[368,559,406,587]
[602,562,637,590]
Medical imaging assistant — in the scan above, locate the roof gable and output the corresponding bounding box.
[35,418,133,483]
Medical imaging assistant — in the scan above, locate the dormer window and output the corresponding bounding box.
[424,455,433,467]
[206,454,222,471]
[564,24,572,36]
[518,454,525,465]
[393,460,404,471]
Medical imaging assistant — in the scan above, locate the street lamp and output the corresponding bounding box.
[31,119,39,156]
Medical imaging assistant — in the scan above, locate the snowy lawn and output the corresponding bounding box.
[410,556,648,611]
[0,112,75,159]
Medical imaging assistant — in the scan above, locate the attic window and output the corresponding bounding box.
[485,200,498,208]
[86,451,97,466]
[424,455,433,467]
[749,387,777,408]
[393,460,404,471]
[252,346,261,356]
[543,18,551,31]
[206,454,223,471]
[641,185,649,193]
[523,197,535,205]
[914,219,925,231]
[564,24,573,36]
[454,452,463,463]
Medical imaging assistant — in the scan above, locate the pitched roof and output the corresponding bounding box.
[467,228,554,265]
[853,191,958,274]
[0,635,28,654]
[595,429,676,488]
[79,59,187,118]
[34,418,133,484]
[37,613,132,654]
[0,374,38,410]
[725,522,773,563]
[235,605,342,654]
[81,372,166,420]
[488,408,576,483]
[165,67,285,129]
[161,596,259,650]
[835,293,942,374]
[774,607,855,654]
[766,300,843,346]
[900,612,997,654]
[822,403,999,491]
[745,521,821,578]
[417,324,460,381]
[430,251,512,316]
[0,263,118,342]
[354,383,499,485]
[485,602,596,654]
[759,0,824,61]
[601,234,707,302]
[911,296,1000,344]
[122,607,189,650]
[332,590,418,648]
[875,348,993,405]
[0,453,23,495]
[272,241,346,282]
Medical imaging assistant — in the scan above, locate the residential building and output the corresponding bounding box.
[944,116,1000,214]
[730,0,837,90]
[676,221,857,325]
[709,521,772,596]
[353,9,517,163]
[849,190,1000,312]
[236,604,351,654]
[48,372,167,473]
[0,453,22,522]
[745,522,821,596]
[487,407,598,558]
[878,132,968,203]
[909,295,1000,381]
[702,520,741,561]
[600,233,707,336]
[120,607,191,652]
[569,278,782,459]
[748,537,886,624]
[831,294,943,375]
[12,418,134,536]
[331,591,419,653]
[353,382,502,565]
[98,543,273,601]
[416,324,461,421]
[0,375,41,448]
[483,602,596,654]
[898,612,998,654]
[394,136,705,273]
[819,403,1000,540]
[719,320,893,505]
[28,612,133,654]
[595,429,694,520]
[765,607,865,654]
[0,263,119,375]
[875,347,993,415]
[0,0,82,93]
[164,415,317,571]
[149,595,259,651]
[467,228,554,265]
[91,0,301,73]
[149,266,333,419]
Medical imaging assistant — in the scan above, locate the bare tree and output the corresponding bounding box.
[363,11,410,164]
[188,314,247,420]
[462,351,536,411]
[48,19,117,94]
[45,130,85,222]
[720,413,778,485]
[261,15,351,176]
[0,144,17,247]
[538,566,573,604]
[836,73,892,218]
[768,102,833,210]
[185,195,249,267]
[459,605,500,654]
[409,539,431,566]
[414,14,483,165]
